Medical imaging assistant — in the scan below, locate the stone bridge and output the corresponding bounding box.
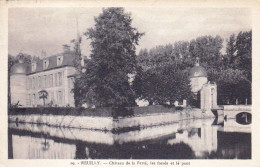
[215,105,252,133]
[223,105,251,119]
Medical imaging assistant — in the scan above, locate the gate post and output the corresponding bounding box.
[200,83,217,112]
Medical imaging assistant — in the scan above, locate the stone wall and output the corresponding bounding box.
[8,108,215,130]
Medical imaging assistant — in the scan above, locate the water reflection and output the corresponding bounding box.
[8,118,251,159]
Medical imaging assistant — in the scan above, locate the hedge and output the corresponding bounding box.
[8,105,176,118]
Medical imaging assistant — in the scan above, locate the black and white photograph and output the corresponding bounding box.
[1,1,259,165]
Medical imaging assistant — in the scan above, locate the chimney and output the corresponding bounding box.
[63,44,71,53]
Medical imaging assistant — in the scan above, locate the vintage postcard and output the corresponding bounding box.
[0,0,260,166]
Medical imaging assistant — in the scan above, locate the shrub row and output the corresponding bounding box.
[8,105,177,118]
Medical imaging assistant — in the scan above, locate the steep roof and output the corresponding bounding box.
[10,62,27,75]
[27,51,75,74]
[189,65,207,78]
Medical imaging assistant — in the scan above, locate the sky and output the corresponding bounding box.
[8,7,251,58]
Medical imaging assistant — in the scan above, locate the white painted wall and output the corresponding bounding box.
[190,77,207,93]
[200,83,217,111]
[26,66,76,107]
[10,74,27,106]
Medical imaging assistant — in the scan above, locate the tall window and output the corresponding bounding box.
[35,77,38,89]
[44,75,47,88]
[29,78,32,89]
[41,76,45,88]
[55,73,58,86]
[26,78,29,90]
[69,77,74,89]
[57,56,63,66]
[43,60,49,70]
[58,90,63,105]
[46,75,50,88]
[26,94,31,106]
[32,94,36,107]
[49,91,54,103]
[50,74,53,87]
[58,72,62,86]
[38,76,41,89]
[32,77,35,89]
[32,63,36,72]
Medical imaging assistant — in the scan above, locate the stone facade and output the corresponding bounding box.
[26,66,76,107]
[10,74,27,106]
[200,83,217,111]
[189,58,208,94]
[190,77,208,93]
[189,58,218,111]
[10,52,77,107]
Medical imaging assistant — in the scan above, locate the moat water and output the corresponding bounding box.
[8,117,251,159]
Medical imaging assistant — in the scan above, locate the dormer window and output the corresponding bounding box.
[57,56,63,66]
[43,59,49,70]
[31,62,37,72]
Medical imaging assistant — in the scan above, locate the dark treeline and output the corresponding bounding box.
[134,31,252,105]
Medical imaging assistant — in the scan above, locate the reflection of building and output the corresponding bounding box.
[10,52,77,107]
[9,118,251,159]
[167,121,219,157]
[11,135,76,159]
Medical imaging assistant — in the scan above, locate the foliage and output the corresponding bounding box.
[74,8,144,108]
[38,90,48,106]
[133,64,193,105]
[189,35,223,65]
[216,31,252,104]
[71,34,83,72]
[136,31,251,105]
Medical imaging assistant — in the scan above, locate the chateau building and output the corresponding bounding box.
[10,52,77,107]
[10,53,217,110]
[189,57,208,94]
[189,57,218,111]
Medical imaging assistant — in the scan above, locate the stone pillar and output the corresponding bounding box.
[200,83,217,111]
[211,83,218,109]
[183,100,187,107]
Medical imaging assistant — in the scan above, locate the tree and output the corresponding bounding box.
[76,8,144,108]
[173,41,190,60]
[136,48,150,70]
[71,33,83,73]
[224,34,237,68]
[133,67,160,105]
[70,33,84,107]
[235,31,252,81]
[135,30,252,106]
[189,35,223,70]
[38,90,48,106]
[133,63,193,106]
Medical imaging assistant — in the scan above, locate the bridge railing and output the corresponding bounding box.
[223,105,251,111]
